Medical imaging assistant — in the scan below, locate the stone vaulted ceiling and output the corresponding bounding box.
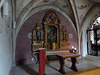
[0,0,100,32]
[11,0,100,36]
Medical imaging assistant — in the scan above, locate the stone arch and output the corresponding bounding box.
[80,4,100,57]
[16,5,76,38]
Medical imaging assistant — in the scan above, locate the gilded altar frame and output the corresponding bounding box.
[32,10,69,51]
[42,10,61,49]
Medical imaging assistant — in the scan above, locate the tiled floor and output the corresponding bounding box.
[10,58,100,75]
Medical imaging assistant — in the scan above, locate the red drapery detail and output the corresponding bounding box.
[38,48,46,75]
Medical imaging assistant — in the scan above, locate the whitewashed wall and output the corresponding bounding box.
[0,0,12,75]
[0,18,12,75]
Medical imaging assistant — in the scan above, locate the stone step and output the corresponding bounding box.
[86,55,100,62]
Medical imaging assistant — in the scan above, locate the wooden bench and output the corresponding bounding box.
[64,67,100,75]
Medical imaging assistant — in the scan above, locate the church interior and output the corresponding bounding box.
[0,0,100,75]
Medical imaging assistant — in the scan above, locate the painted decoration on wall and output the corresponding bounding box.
[78,5,87,9]
[80,14,83,22]
[27,32,32,39]
[69,33,73,38]
[77,3,92,10]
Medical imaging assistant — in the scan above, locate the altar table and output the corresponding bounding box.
[56,53,80,74]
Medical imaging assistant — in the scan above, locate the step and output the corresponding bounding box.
[86,55,100,62]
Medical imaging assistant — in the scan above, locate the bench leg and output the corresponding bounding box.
[71,57,78,71]
[59,58,66,74]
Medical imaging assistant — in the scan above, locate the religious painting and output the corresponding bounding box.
[47,25,57,42]
[49,13,56,21]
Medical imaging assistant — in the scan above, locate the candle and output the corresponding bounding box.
[72,46,74,49]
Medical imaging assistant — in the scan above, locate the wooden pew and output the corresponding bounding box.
[64,67,100,75]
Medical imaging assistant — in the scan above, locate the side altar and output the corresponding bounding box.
[32,10,70,51]
[32,10,70,62]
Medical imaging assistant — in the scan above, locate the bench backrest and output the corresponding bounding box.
[65,67,100,75]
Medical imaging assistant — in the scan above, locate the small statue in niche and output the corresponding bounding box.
[36,30,41,41]
[62,32,66,40]
[61,25,68,41]
[35,23,41,42]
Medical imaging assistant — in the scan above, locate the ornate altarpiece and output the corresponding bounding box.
[32,23,44,50]
[32,10,69,51]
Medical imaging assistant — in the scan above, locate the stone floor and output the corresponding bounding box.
[10,58,100,75]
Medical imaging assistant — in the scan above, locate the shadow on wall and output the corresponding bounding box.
[16,58,26,65]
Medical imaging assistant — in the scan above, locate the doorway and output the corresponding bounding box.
[87,28,100,56]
